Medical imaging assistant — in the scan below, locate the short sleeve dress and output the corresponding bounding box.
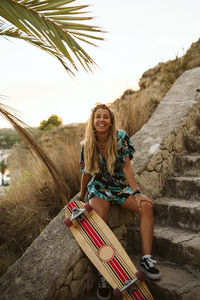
[80,130,135,205]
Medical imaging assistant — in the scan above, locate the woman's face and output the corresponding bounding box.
[93,108,112,134]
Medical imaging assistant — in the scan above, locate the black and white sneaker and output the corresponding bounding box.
[140,255,161,280]
[96,274,111,300]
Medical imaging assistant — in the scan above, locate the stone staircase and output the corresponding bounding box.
[79,124,200,300]
[127,123,200,299]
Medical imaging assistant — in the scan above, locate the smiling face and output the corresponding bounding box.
[93,108,112,134]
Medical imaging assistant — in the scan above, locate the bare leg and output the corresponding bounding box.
[89,197,111,223]
[121,195,154,255]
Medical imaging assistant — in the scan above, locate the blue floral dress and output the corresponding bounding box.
[80,130,135,204]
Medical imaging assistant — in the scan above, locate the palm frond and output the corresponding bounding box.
[0,21,74,73]
[0,102,69,207]
[0,0,105,73]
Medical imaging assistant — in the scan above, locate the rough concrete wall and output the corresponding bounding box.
[0,68,200,300]
[132,67,200,197]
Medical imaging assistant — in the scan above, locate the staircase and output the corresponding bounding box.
[127,120,200,299]
[79,122,200,300]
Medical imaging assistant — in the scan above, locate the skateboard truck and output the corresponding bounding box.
[120,278,137,294]
[71,207,86,222]
[113,271,146,299]
[64,203,93,228]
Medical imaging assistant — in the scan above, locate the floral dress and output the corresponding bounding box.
[80,130,135,204]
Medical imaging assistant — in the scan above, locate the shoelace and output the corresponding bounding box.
[146,257,157,268]
[99,276,108,288]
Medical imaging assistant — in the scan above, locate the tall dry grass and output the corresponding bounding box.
[0,142,81,277]
[113,93,160,137]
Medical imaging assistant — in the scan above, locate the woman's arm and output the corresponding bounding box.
[122,156,139,192]
[123,156,153,209]
[79,173,92,200]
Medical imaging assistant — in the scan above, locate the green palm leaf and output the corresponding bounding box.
[0,0,104,74]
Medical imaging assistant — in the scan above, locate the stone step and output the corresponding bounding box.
[174,153,200,176]
[196,118,200,131]
[184,135,200,152]
[78,257,200,300]
[127,225,200,267]
[129,256,200,300]
[163,176,200,200]
[153,197,200,232]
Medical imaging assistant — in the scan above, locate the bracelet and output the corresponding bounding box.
[135,193,142,197]
[132,189,141,196]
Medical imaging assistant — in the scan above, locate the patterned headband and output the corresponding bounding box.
[91,104,114,121]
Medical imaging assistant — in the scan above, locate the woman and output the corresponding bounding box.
[79,104,161,300]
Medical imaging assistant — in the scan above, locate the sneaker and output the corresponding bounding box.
[96,274,111,300]
[140,255,161,280]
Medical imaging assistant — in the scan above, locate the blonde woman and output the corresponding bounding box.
[79,104,161,300]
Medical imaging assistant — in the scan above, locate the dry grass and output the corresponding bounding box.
[160,52,192,89]
[113,93,160,137]
[0,142,81,277]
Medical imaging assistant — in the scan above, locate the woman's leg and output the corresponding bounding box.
[89,197,111,223]
[121,195,161,280]
[89,197,112,299]
[120,195,154,255]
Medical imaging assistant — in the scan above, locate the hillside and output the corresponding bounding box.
[7,123,85,184]
[0,128,21,149]
[112,38,200,136]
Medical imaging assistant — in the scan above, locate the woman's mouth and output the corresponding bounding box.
[98,123,106,127]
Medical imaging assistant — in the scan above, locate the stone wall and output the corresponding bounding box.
[131,67,200,197]
[0,68,200,300]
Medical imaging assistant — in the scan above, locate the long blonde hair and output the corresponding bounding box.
[83,104,117,175]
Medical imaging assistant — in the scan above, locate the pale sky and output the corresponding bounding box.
[0,0,200,128]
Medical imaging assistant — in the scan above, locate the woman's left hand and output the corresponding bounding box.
[135,194,154,210]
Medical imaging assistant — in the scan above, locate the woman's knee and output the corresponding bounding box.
[140,200,154,215]
[89,198,110,222]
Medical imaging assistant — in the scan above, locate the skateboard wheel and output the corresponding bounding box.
[113,288,122,300]
[136,270,146,282]
[84,203,93,213]
[64,218,73,228]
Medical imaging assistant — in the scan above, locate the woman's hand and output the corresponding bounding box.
[135,194,154,210]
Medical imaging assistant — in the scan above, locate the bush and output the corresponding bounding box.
[39,115,62,131]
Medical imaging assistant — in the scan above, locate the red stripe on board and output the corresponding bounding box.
[132,292,139,300]
[133,288,144,300]
[109,259,129,283]
[67,202,104,249]
[110,259,145,300]
[80,218,104,249]
[68,201,76,211]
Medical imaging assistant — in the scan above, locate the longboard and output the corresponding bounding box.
[64,200,154,300]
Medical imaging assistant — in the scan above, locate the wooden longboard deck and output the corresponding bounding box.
[65,200,154,300]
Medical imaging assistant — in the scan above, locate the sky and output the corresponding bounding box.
[0,0,200,128]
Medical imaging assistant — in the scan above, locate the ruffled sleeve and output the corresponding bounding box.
[79,145,85,173]
[117,130,135,161]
